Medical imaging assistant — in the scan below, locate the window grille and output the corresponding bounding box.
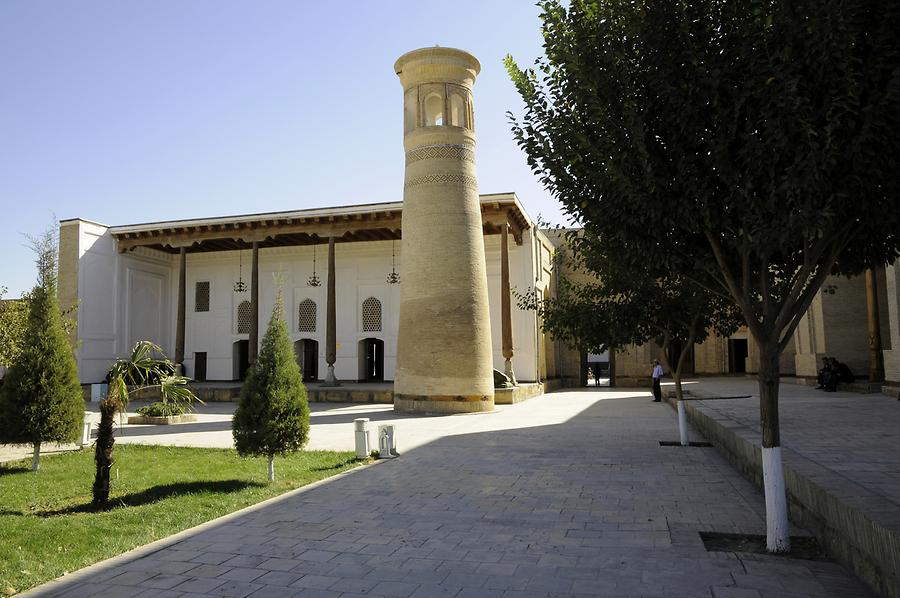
[362,297,382,332]
[237,300,252,334]
[298,299,316,333]
[195,281,210,312]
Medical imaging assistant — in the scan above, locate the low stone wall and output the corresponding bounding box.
[84,381,552,406]
[307,388,393,404]
[881,382,900,400]
[495,382,544,404]
[674,396,900,598]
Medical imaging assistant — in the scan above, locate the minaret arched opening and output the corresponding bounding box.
[424,92,444,126]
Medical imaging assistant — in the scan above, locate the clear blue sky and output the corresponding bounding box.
[0,1,568,298]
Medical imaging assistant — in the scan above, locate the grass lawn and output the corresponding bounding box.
[0,444,360,595]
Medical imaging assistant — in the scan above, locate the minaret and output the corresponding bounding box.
[393,47,494,414]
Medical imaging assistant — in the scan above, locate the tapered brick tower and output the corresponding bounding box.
[393,47,494,413]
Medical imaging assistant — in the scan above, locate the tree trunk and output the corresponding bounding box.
[267,454,275,482]
[93,398,117,509]
[660,335,693,446]
[31,442,41,471]
[674,335,694,446]
[758,342,790,553]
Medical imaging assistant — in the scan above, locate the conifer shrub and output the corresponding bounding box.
[0,231,83,471]
[233,286,310,481]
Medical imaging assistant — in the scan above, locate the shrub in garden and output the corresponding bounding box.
[233,287,310,481]
[0,231,83,471]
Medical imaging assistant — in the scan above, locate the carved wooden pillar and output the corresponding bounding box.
[249,241,259,364]
[866,268,885,382]
[323,236,340,385]
[174,246,186,373]
[501,222,516,384]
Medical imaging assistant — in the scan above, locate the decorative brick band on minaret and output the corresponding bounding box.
[393,47,495,413]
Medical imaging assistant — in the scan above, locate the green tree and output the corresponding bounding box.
[507,0,900,551]
[93,340,198,509]
[0,287,30,371]
[233,286,310,481]
[1,287,76,372]
[0,232,83,471]
[524,231,740,443]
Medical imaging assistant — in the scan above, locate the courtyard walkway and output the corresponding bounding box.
[21,387,870,597]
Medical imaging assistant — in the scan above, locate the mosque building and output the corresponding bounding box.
[56,47,900,405]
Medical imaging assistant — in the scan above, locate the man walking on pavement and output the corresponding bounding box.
[651,359,663,402]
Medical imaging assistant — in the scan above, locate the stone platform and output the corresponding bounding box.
[87,381,547,407]
[667,377,900,598]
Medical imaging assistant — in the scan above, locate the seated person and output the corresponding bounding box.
[836,360,855,383]
[825,359,854,391]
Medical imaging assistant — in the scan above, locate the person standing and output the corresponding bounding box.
[651,359,664,402]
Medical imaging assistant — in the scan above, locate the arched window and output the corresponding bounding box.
[298,299,316,333]
[449,93,466,128]
[424,92,443,126]
[362,297,382,332]
[237,301,252,334]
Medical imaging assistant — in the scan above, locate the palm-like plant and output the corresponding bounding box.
[92,341,200,509]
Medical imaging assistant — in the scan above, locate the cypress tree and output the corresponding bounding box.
[0,230,83,471]
[233,286,310,481]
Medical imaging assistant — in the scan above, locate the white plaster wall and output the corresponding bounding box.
[73,233,541,384]
[72,223,173,383]
[75,223,117,382]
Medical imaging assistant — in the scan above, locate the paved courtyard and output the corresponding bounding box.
[21,386,871,597]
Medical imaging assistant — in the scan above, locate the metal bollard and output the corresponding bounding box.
[80,412,92,447]
[354,418,371,459]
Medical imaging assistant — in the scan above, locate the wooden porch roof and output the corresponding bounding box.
[110,193,531,254]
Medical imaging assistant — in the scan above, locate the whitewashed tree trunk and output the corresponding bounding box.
[759,344,791,552]
[32,442,41,471]
[762,446,790,552]
[267,455,275,482]
[677,400,689,446]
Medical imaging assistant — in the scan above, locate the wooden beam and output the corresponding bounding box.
[113,214,403,252]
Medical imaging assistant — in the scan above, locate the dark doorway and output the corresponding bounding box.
[294,339,319,382]
[358,338,384,382]
[582,351,612,387]
[194,352,207,382]
[233,340,250,381]
[728,338,749,373]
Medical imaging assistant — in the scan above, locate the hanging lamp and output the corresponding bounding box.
[307,243,322,287]
[386,239,401,285]
[233,248,247,292]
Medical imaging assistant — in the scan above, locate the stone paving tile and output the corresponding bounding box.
[289,574,340,590]
[291,590,340,598]
[21,390,876,598]
[207,580,264,597]
[174,575,228,593]
[253,570,303,586]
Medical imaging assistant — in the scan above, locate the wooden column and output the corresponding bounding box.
[323,237,339,385]
[174,246,186,372]
[865,268,885,382]
[249,241,259,364]
[501,222,517,384]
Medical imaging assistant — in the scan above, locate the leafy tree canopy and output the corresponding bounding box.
[507,0,900,353]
